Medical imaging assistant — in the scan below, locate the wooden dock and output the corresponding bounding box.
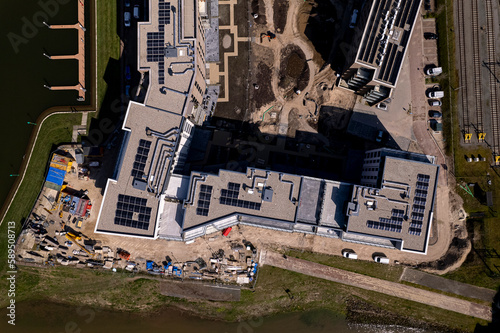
[44,0,86,101]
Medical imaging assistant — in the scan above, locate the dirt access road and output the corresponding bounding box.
[260,250,492,321]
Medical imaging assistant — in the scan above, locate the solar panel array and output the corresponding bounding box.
[367,219,402,233]
[220,182,262,210]
[159,1,171,25]
[196,184,212,216]
[158,61,165,84]
[114,194,151,230]
[146,32,165,63]
[131,140,151,178]
[408,174,430,236]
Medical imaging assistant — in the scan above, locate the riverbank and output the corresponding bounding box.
[0,264,484,332]
[0,0,99,229]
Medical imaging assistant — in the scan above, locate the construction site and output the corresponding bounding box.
[15,148,261,290]
[213,0,357,140]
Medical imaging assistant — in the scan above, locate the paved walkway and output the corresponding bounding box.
[401,267,496,302]
[260,250,492,321]
[209,0,251,102]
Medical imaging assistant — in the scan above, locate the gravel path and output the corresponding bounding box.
[260,250,492,321]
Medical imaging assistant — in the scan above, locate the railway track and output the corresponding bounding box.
[471,0,484,136]
[485,0,500,160]
[457,0,471,139]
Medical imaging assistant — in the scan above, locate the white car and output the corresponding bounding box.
[342,251,358,259]
[374,256,390,264]
[427,90,444,98]
[426,67,442,76]
[124,12,131,27]
[429,100,442,107]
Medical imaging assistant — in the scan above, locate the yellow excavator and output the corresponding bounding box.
[66,233,94,257]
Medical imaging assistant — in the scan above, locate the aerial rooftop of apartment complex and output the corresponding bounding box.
[95,0,439,254]
[340,0,422,105]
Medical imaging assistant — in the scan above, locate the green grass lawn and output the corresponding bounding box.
[434,0,500,290]
[285,250,404,282]
[96,1,120,108]
[0,113,81,272]
[0,265,485,332]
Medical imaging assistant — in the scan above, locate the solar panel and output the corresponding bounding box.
[196,184,213,216]
[114,194,151,230]
[131,140,151,178]
[391,209,405,218]
[158,1,171,25]
[417,174,430,183]
[219,183,261,211]
[367,218,402,233]
[146,32,165,63]
[416,183,429,190]
[411,212,424,221]
[415,189,428,198]
[413,197,426,205]
[408,227,422,236]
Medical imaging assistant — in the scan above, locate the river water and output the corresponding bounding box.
[0,0,87,211]
[0,300,437,333]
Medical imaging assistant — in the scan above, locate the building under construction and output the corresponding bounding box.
[339,0,422,105]
[94,0,439,255]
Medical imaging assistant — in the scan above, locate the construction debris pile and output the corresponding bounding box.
[16,221,260,286]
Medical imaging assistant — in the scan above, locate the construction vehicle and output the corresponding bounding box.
[117,249,131,261]
[260,31,276,43]
[65,233,93,257]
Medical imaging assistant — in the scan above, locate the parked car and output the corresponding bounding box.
[430,119,443,132]
[427,90,444,98]
[424,32,438,40]
[375,130,384,143]
[349,9,358,28]
[426,66,442,76]
[125,65,131,81]
[125,85,130,96]
[374,256,390,264]
[124,12,131,27]
[125,0,130,7]
[428,110,442,118]
[342,251,358,260]
[429,99,442,106]
[134,5,140,19]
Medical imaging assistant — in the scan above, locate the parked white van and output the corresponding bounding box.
[427,90,444,98]
[374,256,390,264]
[342,251,358,259]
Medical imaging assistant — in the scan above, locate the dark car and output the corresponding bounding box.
[424,32,438,40]
[428,110,442,118]
[125,65,131,81]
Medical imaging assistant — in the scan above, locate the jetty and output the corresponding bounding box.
[43,0,86,101]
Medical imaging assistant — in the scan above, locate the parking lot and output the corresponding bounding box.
[119,0,146,101]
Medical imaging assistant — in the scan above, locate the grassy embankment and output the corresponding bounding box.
[0,264,487,332]
[431,0,500,290]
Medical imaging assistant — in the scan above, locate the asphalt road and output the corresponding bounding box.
[260,250,492,321]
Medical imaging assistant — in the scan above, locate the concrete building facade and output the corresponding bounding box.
[339,0,423,106]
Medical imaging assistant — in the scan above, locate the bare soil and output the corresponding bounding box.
[273,0,289,33]
[254,62,275,109]
[278,45,309,94]
[251,0,267,26]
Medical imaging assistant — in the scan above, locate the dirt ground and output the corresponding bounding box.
[244,0,356,137]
